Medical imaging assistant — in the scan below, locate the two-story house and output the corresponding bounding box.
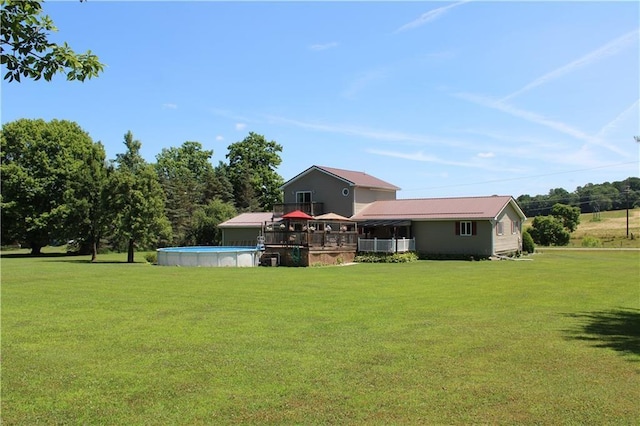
[219,165,526,265]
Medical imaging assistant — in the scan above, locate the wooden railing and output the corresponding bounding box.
[263,230,358,249]
[272,202,324,218]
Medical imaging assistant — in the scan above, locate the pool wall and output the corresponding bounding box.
[157,247,262,267]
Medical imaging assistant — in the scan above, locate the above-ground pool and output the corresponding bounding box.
[157,246,263,267]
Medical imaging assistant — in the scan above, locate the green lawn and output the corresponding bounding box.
[2,250,639,424]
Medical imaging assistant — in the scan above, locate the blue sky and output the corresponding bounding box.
[2,0,638,198]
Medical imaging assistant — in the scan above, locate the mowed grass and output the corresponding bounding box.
[2,250,639,424]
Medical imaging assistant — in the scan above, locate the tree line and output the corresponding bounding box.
[0,118,284,261]
[517,178,640,218]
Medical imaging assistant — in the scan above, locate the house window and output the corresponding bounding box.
[456,221,476,236]
[496,221,504,236]
[296,191,312,203]
[512,220,520,234]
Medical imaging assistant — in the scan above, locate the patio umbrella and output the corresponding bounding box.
[281,210,314,220]
[314,212,352,221]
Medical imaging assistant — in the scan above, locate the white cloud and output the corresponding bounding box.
[235,123,247,131]
[162,103,177,109]
[216,135,224,141]
[501,29,640,102]
[366,149,521,172]
[477,152,495,158]
[394,0,470,33]
[309,42,339,51]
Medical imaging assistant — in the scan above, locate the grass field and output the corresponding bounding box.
[1,249,639,424]
[524,208,640,249]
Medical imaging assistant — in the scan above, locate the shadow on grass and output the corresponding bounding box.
[0,252,140,264]
[564,308,640,359]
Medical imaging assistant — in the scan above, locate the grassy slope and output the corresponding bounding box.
[2,251,639,424]
[524,208,640,248]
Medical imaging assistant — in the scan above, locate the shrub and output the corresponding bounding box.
[522,230,535,253]
[144,252,157,264]
[355,252,418,263]
[581,236,602,248]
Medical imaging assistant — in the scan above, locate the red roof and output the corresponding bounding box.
[284,165,400,191]
[351,196,525,221]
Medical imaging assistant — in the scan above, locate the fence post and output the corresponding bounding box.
[374,237,377,252]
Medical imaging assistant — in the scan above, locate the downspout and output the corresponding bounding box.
[491,219,496,256]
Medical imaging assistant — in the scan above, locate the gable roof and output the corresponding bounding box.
[218,212,274,228]
[282,165,400,191]
[351,196,526,222]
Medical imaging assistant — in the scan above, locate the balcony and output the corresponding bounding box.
[272,202,324,218]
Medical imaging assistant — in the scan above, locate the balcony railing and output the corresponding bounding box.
[358,237,415,253]
[272,202,324,218]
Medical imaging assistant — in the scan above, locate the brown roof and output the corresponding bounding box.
[218,212,274,228]
[283,165,400,191]
[351,196,525,221]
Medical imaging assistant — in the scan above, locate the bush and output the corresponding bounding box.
[581,236,602,248]
[529,216,570,246]
[355,252,418,263]
[144,252,157,264]
[522,230,535,253]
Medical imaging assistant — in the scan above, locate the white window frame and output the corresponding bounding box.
[496,221,504,236]
[512,220,520,234]
[296,191,312,203]
[460,221,473,236]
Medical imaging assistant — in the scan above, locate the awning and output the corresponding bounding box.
[356,219,411,227]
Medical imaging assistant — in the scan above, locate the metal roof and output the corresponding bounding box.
[351,196,526,221]
[218,212,274,228]
[282,165,400,191]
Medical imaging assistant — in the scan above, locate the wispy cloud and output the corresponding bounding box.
[595,99,640,139]
[235,123,247,131]
[501,29,640,102]
[366,148,522,172]
[309,42,339,51]
[477,152,495,159]
[342,68,387,100]
[215,135,224,141]
[264,114,468,148]
[394,0,470,33]
[456,92,630,157]
[162,103,177,109]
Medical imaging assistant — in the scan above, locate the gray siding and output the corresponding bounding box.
[282,169,354,217]
[354,188,396,215]
[221,228,262,246]
[413,220,493,256]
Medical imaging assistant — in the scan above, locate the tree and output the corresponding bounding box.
[62,141,112,261]
[111,131,171,263]
[551,203,581,232]
[190,199,237,245]
[528,216,570,246]
[226,132,284,211]
[1,0,104,82]
[155,141,216,246]
[0,118,99,254]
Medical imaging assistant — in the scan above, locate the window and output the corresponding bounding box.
[512,220,520,234]
[296,191,312,203]
[496,221,504,236]
[456,221,476,236]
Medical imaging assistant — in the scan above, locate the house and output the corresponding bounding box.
[220,165,526,265]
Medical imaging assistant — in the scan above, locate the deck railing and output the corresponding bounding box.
[358,237,415,253]
[272,202,324,218]
[263,230,358,249]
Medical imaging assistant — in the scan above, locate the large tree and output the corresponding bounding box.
[0,118,99,254]
[1,0,104,82]
[226,132,284,212]
[111,131,171,263]
[62,141,112,261]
